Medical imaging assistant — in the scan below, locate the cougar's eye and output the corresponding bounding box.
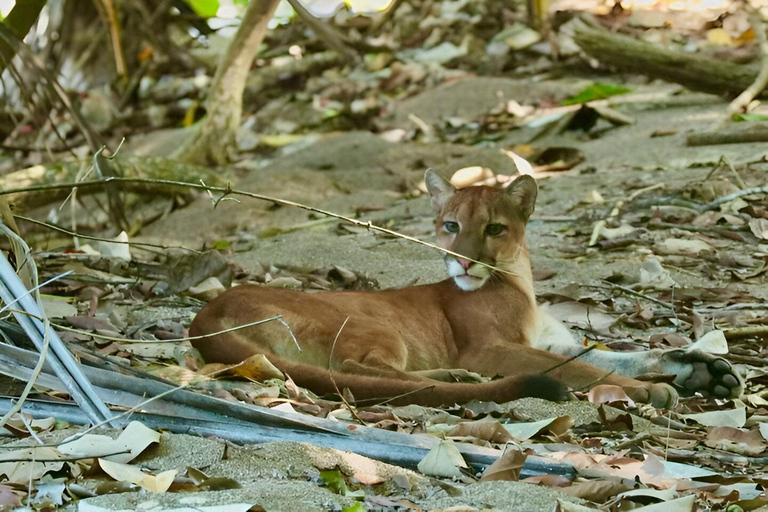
[443,221,459,233]
[485,223,505,236]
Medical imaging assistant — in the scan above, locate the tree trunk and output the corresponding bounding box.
[174,0,281,166]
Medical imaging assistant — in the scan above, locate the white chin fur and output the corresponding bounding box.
[447,259,489,291]
[453,275,487,291]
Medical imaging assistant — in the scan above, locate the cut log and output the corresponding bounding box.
[572,20,759,97]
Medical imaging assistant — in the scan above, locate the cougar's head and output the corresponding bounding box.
[425,169,537,291]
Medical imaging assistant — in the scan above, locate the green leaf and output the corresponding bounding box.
[342,503,367,512]
[212,240,232,250]
[732,112,768,122]
[562,83,632,106]
[320,470,348,495]
[185,0,219,18]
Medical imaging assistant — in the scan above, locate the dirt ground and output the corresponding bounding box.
[138,76,768,300]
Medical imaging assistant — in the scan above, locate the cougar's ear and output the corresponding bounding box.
[425,169,456,213]
[505,175,538,221]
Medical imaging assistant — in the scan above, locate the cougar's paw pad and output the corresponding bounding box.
[666,350,743,399]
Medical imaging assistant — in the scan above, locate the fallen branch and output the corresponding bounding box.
[573,18,759,97]
[686,123,768,146]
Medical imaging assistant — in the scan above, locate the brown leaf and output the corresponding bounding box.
[448,420,512,444]
[560,479,631,502]
[480,448,527,482]
[705,427,767,456]
[521,474,572,487]
[65,315,119,332]
[587,385,636,408]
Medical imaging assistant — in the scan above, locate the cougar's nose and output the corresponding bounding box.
[457,258,472,270]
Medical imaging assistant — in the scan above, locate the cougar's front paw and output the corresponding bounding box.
[625,383,679,409]
[665,350,743,399]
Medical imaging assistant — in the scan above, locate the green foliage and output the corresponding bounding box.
[732,112,768,122]
[342,503,367,512]
[185,0,220,18]
[319,470,365,499]
[562,83,632,106]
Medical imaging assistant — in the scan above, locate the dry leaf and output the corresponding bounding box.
[705,427,766,456]
[0,447,64,484]
[417,439,467,478]
[682,407,746,428]
[99,459,177,493]
[560,479,630,502]
[232,354,285,381]
[587,385,636,408]
[59,421,161,463]
[480,448,527,482]
[503,416,573,440]
[448,420,512,444]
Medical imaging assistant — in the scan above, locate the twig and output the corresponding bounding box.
[595,282,674,310]
[327,317,367,425]
[0,177,515,277]
[52,315,293,345]
[542,345,598,376]
[701,184,768,211]
[729,8,768,113]
[15,215,200,253]
[0,326,49,433]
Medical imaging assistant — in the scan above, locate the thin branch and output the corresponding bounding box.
[1,177,516,277]
[729,8,768,113]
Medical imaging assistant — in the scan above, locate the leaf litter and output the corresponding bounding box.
[3,0,768,510]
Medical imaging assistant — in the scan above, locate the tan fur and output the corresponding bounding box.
[190,171,732,408]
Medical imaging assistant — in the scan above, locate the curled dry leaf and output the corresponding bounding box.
[417,439,467,478]
[58,421,161,464]
[587,385,636,408]
[480,448,527,482]
[231,354,285,382]
[98,459,177,493]
[448,420,512,444]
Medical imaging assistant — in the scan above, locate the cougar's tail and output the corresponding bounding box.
[257,354,568,407]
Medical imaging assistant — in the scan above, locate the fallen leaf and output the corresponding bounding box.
[480,448,527,482]
[99,459,177,493]
[655,238,712,256]
[749,218,768,240]
[705,427,766,456]
[59,421,161,463]
[560,479,630,502]
[0,448,64,484]
[587,385,636,408]
[231,354,285,382]
[503,416,573,440]
[417,439,467,478]
[682,407,746,428]
[448,420,512,444]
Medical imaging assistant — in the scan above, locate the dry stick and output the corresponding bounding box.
[15,215,200,254]
[0,177,515,277]
[729,9,768,113]
[53,314,301,352]
[700,184,768,211]
[326,317,367,425]
[0,324,49,432]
